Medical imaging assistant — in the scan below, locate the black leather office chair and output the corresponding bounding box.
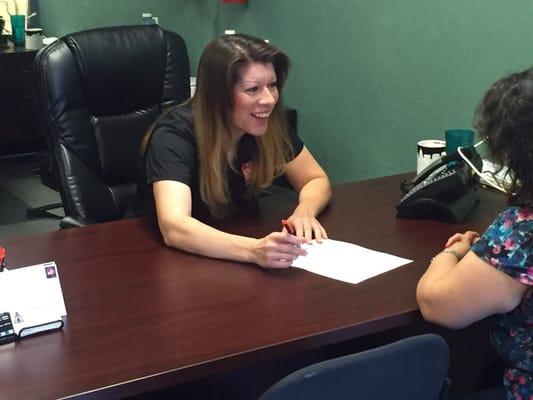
[260,334,451,400]
[32,25,190,227]
[26,152,63,219]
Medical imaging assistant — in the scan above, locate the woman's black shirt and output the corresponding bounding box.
[131,105,303,219]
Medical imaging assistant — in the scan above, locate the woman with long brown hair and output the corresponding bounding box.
[132,33,331,268]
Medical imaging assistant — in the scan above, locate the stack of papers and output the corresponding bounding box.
[291,239,412,284]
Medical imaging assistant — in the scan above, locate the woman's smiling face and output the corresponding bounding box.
[230,62,279,140]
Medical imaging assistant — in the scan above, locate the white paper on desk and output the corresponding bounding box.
[291,239,413,285]
[0,261,67,335]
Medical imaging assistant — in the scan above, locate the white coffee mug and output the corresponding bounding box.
[25,28,43,48]
[417,139,446,174]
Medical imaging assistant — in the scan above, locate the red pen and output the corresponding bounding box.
[281,219,295,235]
[0,247,5,272]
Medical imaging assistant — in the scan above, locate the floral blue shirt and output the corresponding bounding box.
[471,207,533,399]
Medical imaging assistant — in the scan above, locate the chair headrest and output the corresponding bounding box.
[62,25,173,116]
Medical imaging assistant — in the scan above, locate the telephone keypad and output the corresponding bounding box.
[401,168,456,201]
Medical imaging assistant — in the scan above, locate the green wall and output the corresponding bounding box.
[34,0,214,66]
[36,0,533,184]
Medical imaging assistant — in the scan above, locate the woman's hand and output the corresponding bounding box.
[283,147,331,242]
[444,231,480,259]
[284,210,328,243]
[252,231,307,269]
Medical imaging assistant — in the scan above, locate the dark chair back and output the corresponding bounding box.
[33,25,190,223]
[260,334,451,400]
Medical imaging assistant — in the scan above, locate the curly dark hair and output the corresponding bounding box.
[475,68,533,208]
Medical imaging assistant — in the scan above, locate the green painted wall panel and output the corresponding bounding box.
[34,0,214,69]
[36,0,533,183]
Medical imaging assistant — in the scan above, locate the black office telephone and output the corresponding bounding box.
[396,148,482,223]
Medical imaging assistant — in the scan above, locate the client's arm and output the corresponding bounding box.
[416,231,529,329]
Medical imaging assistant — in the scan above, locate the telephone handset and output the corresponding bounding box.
[396,148,482,223]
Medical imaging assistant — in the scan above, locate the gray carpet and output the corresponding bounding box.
[0,155,63,239]
[0,187,30,225]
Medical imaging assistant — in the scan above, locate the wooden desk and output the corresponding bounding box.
[0,174,505,399]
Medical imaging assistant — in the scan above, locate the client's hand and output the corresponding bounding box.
[444,231,480,259]
[252,232,307,269]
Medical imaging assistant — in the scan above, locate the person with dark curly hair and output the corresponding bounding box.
[417,68,533,399]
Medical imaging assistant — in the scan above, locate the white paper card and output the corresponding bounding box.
[291,239,413,285]
[0,262,67,335]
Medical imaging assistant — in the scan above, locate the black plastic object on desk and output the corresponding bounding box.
[396,148,482,223]
[0,312,16,345]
